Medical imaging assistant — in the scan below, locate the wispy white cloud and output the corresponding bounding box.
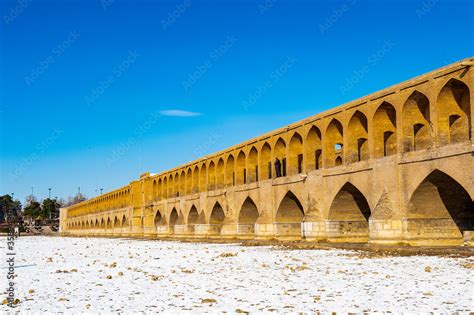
[159,109,202,117]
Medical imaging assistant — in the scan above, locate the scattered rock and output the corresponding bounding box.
[425,266,432,272]
[201,298,217,304]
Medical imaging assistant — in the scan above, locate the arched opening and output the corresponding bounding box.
[274,138,287,177]
[169,208,179,226]
[373,102,397,157]
[208,161,216,190]
[236,151,246,185]
[95,219,99,228]
[275,191,304,238]
[407,170,473,240]
[327,183,371,241]
[192,165,199,193]
[167,175,174,198]
[402,91,431,152]
[187,205,199,225]
[216,158,225,189]
[289,132,304,175]
[114,216,119,227]
[238,197,259,224]
[436,79,471,145]
[260,142,272,180]
[225,155,235,187]
[305,125,322,170]
[179,171,186,197]
[174,172,180,197]
[247,147,258,183]
[347,111,369,163]
[199,164,207,192]
[152,180,157,200]
[238,197,259,235]
[101,218,105,228]
[107,218,112,229]
[186,168,193,195]
[325,118,344,167]
[122,215,127,227]
[210,202,225,225]
[154,211,164,226]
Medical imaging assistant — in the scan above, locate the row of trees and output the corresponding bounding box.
[0,192,87,223]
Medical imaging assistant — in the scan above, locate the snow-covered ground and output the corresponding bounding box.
[1,236,473,313]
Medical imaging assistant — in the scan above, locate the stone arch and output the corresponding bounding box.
[169,207,179,226]
[373,102,397,157]
[154,210,165,226]
[347,111,369,163]
[238,197,259,224]
[106,217,112,229]
[208,161,216,190]
[101,218,105,228]
[247,147,258,183]
[122,215,128,227]
[436,78,471,145]
[236,150,246,185]
[192,165,199,193]
[186,168,192,195]
[327,182,371,241]
[152,180,157,199]
[95,219,99,228]
[402,91,431,152]
[187,205,199,225]
[407,170,474,238]
[305,125,322,170]
[325,118,344,167]
[274,138,287,177]
[209,201,225,225]
[162,177,168,199]
[216,158,225,189]
[179,170,186,197]
[289,132,304,175]
[275,191,304,238]
[199,164,207,192]
[167,174,174,198]
[114,216,119,227]
[276,191,304,223]
[329,182,371,221]
[225,154,235,187]
[260,142,272,180]
[174,172,180,197]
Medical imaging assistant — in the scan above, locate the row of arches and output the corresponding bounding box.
[67,214,129,230]
[147,170,473,240]
[149,79,471,201]
[68,188,131,217]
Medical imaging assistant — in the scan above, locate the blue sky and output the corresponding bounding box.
[1,0,473,203]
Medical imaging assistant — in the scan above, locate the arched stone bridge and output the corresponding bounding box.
[61,58,474,246]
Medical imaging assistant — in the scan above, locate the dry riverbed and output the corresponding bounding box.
[1,236,473,313]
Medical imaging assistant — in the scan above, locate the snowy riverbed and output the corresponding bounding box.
[1,236,473,313]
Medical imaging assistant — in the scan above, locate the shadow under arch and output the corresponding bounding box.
[275,191,304,239]
[406,170,474,243]
[327,182,371,242]
[237,197,259,236]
